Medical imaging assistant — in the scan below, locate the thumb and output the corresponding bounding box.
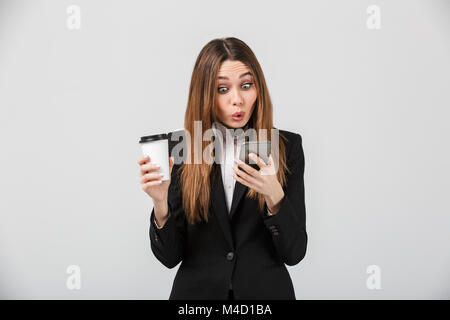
[168,156,174,175]
[268,154,273,166]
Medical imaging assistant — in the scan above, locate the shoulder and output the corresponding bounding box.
[276,128,303,154]
[167,128,186,142]
[275,129,305,177]
[277,129,301,142]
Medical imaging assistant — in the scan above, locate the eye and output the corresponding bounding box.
[242,82,253,89]
[218,86,228,94]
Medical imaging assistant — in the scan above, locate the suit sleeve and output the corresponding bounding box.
[149,165,187,269]
[263,133,308,266]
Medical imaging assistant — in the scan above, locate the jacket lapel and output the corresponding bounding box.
[210,163,249,249]
[211,163,235,250]
[229,180,247,220]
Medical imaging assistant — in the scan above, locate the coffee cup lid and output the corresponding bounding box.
[139,133,168,144]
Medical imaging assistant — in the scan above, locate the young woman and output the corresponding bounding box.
[137,37,307,300]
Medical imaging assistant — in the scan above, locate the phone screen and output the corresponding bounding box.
[238,141,271,170]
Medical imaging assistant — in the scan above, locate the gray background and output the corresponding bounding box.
[0,0,449,299]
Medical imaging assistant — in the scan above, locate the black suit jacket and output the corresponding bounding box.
[149,129,307,300]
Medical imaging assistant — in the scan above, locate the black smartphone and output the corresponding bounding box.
[238,140,271,170]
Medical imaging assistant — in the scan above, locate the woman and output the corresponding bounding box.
[137,37,307,300]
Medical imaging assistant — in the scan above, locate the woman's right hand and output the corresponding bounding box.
[138,155,174,204]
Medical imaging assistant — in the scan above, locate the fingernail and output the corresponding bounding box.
[249,153,255,159]
[159,173,164,177]
[155,164,160,168]
[234,158,240,163]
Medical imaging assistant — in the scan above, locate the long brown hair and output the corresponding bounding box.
[179,37,290,225]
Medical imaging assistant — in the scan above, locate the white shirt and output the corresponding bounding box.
[211,120,246,213]
[154,122,273,229]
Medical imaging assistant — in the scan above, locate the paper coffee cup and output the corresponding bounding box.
[139,133,170,181]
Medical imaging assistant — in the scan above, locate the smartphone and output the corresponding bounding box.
[238,140,271,170]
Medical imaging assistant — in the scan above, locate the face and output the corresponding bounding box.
[215,60,257,128]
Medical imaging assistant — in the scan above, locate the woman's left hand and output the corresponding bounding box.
[233,153,285,214]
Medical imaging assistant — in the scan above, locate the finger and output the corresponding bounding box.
[234,158,259,177]
[249,153,267,168]
[141,171,164,184]
[233,164,259,186]
[140,162,161,175]
[169,156,174,175]
[233,171,250,188]
[143,180,163,188]
[267,154,273,166]
[138,155,150,165]
[259,154,277,176]
[233,171,259,191]
[140,171,164,184]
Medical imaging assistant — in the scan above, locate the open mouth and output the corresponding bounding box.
[232,112,245,121]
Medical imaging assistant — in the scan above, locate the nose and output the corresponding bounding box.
[231,88,243,107]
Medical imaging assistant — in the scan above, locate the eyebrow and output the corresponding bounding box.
[218,72,253,80]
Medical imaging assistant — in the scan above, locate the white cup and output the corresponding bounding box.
[139,133,170,181]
